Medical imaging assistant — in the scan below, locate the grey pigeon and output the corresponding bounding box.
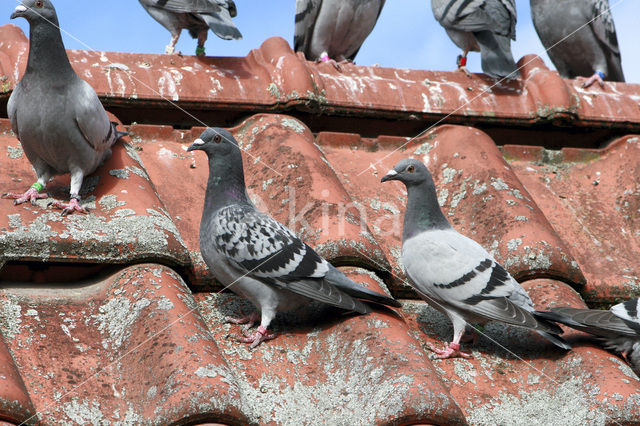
[381,158,569,358]
[139,0,242,56]
[530,0,624,88]
[431,0,520,79]
[294,0,386,64]
[551,299,640,376]
[188,128,401,348]
[3,0,126,216]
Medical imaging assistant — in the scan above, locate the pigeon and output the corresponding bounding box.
[551,299,640,376]
[294,0,386,64]
[431,0,520,79]
[138,0,242,56]
[381,158,569,358]
[530,0,624,88]
[188,128,401,348]
[3,0,126,216]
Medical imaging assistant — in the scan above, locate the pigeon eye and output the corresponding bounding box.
[407,165,415,173]
[35,0,43,7]
[213,134,222,143]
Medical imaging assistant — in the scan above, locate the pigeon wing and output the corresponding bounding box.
[73,80,116,153]
[294,0,322,54]
[403,229,548,330]
[144,0,227,14]
[213,205,329,281]
[6,84,20,139]
[590,0,621,56]
[212,205,373,312]
[611,299,640,334]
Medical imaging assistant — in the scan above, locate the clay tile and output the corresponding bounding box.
[508,135,640,304]
[0,336,36,424]
[518,54,577,123]
[0,264,246,424]
[194,268,466,425]
[0,25,28,90]
[0,116,190,276]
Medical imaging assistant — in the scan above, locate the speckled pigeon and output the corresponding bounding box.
[530,0,624,88]
[381,158,569,358]
[139,0,242,56]
[294,0,386,64]
[551,299,640,375]
[188,128,401,348]
[3,0,126,216]
[431,0,520,79]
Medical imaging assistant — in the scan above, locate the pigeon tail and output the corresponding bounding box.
[324,265,402,308]
[536,330,572,350]
[534,309,584,328]
[474,30,520,79]
[200,12,242,40]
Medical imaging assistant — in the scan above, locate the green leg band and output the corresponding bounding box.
[31,182,44,192]
[195,46,205,56]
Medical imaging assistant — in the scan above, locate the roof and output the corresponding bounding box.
[1,23,639,424]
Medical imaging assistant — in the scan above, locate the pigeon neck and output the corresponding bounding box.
[403,181,451,242]
[203,154,250,212]
[26,17,75,78]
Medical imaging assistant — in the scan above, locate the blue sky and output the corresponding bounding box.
[5,0,638,83]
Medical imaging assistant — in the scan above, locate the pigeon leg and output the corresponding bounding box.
[196,31,207,56]
[579,71,605,88]
[166,32,180,55]
[428,322,472,358]
[457,52,472,77]
[317,52,342,71]
[2,181,48,205]
[49,170,89,216]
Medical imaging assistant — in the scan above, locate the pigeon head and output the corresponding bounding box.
[187,128,239,157]
[381,158,433,187]
[11,0,58,22]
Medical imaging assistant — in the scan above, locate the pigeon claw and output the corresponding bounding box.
[2,188,48,205]
[579,72,605,89]
[231,325,276,349]
[428,341,472,359]
[48,198,89,216]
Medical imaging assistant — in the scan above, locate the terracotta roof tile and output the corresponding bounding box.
[0,264,246,424]
[193,268,466,425]
[0,335,35,424]
[1,22,639,424]
[506,135,640,305]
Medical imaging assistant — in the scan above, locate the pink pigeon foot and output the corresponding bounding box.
[579,72,605,88]
[2,187,48,205]
[428,341,472,359]
[230,325,276,349]
[48,197,88,216]
[225,312,260,332]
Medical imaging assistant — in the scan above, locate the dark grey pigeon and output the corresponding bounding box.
[381,158,569,358]
[551,299,640,376]
[188,128,401,348]
[3,0,126,216]
[431,0,520,79]
[530,0,624,88]
[139,0,242,56]
[294,0,386,64]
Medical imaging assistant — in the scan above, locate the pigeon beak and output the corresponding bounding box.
[380,169,398,183]
[10,5,27,19]
[186,138,205,152]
